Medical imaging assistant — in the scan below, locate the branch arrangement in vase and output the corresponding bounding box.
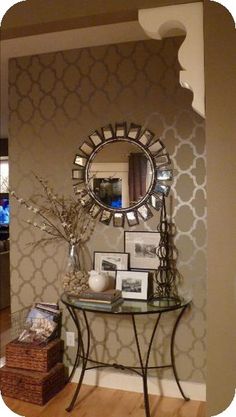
[10,174,96,248]
[10,175,97,295]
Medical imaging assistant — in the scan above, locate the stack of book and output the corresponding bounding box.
[69,289,123,310]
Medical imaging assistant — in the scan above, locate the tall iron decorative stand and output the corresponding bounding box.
[150,195,181,306]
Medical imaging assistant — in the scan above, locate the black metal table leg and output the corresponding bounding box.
[170,305,190,401]
[66,310,91,412]
[66,305,81,383]
[131,313,162,417]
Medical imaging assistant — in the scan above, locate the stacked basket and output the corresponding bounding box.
[0,338,66,405]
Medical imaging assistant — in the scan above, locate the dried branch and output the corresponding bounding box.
[10,175,96,248]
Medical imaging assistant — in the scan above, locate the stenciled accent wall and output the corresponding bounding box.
[9,37,206,384]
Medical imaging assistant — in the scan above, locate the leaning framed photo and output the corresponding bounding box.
[116,270,149,300]
[124,231,160,270]
[93,251,129,287]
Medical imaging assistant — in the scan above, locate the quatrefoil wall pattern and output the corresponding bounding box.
[9,37,206,384]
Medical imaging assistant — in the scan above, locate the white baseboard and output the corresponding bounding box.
[69,366,206,402]
[0,356,205,401]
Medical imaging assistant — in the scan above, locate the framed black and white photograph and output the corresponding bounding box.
[94,251,129,287]
[116,270,149,300]
[124,231,160,270]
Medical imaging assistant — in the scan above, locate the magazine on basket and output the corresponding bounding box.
[17,302,60,344]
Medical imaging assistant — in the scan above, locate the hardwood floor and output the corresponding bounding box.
[3,383,206,417]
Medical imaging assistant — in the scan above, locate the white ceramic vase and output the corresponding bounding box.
[88,270,109,292]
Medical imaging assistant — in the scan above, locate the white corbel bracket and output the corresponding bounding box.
[139,2,205,118]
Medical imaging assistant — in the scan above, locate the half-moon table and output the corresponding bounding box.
[61,293,191,417]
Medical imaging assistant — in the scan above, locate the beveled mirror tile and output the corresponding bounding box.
[72,169,85,180]
[89,131,103,146]
[128,123,141,140]
[81,193,92,207]
[138,129,154,146]
[113,212,124,227]
[89,204,101,218]
[102,125,114,140]
[154,183,170,196]
[126,211,139,226]
[156,169,173,181]
[115,122,127,138]
[148,139,164,155]
[80,142,94,156]
[100,210,112,225]
[149,194,163,211]
[74,155,87,167]
[73,183,85,195]
[138,204,153,221]
[154,153,171,167]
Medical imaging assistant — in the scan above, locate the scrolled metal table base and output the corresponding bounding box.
[63,302,190,417]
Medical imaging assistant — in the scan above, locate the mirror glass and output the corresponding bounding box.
[87,141,153,210]
[72,122,172,227]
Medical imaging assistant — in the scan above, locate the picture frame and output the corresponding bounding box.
[116,270,149,300]
[93,251,129,288]
[124,231,160,270]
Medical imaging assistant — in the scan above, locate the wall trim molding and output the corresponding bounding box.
[138,2,205,118]
[69,365,206,402]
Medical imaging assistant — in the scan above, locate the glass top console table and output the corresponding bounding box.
[61,293,191,417]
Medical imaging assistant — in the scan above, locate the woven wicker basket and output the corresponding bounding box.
[6,338,64,372]
[0,363,66,405]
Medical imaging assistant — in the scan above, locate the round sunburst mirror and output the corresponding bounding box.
[72,122,172,227]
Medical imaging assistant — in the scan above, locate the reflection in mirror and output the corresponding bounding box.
[156,169,173,181]
[74,156,87,167]
[113,212,124,227]
[155,153,171,168]
[80,194,92,207]
[100,210,112,225]
[89,131,103,146]
[72,169,84,180]
[148,139,164,155]
[149,194,162,211]
[88,141,153,210]
[93,178,122,208]
[128,123,141,140]
[115,123,127,138]
[102,125,113,140]
[80,142,94,156]
[138,204,153,221]
[73,183,85,195]
[89,204,101,218]
[154,183,170,196]
[138,129,154,146]
[126,211,139,227]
